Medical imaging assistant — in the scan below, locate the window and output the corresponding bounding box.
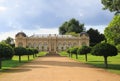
[18,42,23,47]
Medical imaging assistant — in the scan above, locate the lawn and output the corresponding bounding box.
[1,51,47,71]
[59,51,120,75]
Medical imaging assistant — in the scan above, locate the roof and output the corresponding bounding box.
[80,32,89,37]
[15,32,27,37]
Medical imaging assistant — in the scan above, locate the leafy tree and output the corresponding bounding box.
[87,28,105,46]
[14,47,27,62]
[59,18,85,35]
[91,43,118,68]
[116,44,120,53]
[67,48,72,57]
[66,32,79,37]
[101,0,120,14]
[26,48,34,61]
[0,43,14,69]
[33,48,39,57]
[1,37,15,48]
[77,46,91,61]
[104,15,120,45]
[70,47,78,59]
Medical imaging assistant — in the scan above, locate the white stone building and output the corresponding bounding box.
[15,32,89,53]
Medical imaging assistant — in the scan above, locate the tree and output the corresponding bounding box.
[59,18,85,35]
[0,43,14,69]
[1,37,15,48]
[104,15,120,45]
[101,0,120,15]
[66,32,79,37]
[87,28,105,46]
[91,43,118,68]
[14,47,27,62]
[77,46,91,62]
[67,48,72,57]
[26,48,34,61]
[33,48,39,57]
[70,47,78,59]
[116,44,120,53]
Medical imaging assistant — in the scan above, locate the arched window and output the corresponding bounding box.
[63,42,67,50]
[44,42,48,51]
[73,42,77,46]
[33,42,38,48]
[58,42,62,51]
[39,43,42,50]
[27,43,32,48]
[18,42,23,47]
[82,42,87,46]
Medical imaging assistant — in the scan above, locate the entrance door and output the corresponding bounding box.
[51,41,54,52]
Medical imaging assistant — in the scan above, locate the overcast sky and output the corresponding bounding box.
[0,0,114,41]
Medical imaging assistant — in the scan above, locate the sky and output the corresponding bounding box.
[0,0,114,41]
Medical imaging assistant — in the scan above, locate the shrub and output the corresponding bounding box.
[77,46,91,61]
[14,47,27,62]
[91,43,118,68]
[0,43,14,69]
[0,43,14,60]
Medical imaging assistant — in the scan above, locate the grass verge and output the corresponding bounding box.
[1,51,47,71]
[59,51,120,75]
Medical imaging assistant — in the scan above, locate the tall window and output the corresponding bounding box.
[82,42,86,46]
[18,42,23,47]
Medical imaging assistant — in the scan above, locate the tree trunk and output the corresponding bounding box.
[104,56,108,68]
[28,55,30,61]
[19,55,21,63]
[33,54,35,58]
[69,53,70,57]
[76,53,78,59]
[70,52,72,58]
[0,58,2,69]
[85,54,87,62]
[35,54,37,57]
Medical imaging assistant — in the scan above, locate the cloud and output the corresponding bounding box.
[0,28,58,41]
[0,6,7,12]
[0,0,113,35]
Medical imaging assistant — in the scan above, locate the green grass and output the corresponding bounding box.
[1,51,47,71]
[59,51,68,56]
[37,51,47,56]
[59,51,120,75]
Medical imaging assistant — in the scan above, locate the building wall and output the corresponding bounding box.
[15,33,89,53]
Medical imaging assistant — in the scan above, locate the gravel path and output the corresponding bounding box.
[0,56,120,81]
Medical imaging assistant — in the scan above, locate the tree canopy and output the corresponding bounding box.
[87,28,105,46]
[0,43,14,69]
[91,43,118,68]
[101,0,120,14]
[77,46,91,61]
[104,15,120,45]
[0,43,14,60]
[1,37,15,48]
[59,18,85,35]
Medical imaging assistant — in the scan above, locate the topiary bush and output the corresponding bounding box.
[0,43,14,69]
[91,43,118,68]
[77,46,91,61]
[116,44,120,53]
[14,47,27,62]
[0,43,14,60]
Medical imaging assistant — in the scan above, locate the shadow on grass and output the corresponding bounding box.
[87,62,120,70]
[88,61,104,62]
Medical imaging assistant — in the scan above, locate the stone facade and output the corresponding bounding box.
[15,32,89,53]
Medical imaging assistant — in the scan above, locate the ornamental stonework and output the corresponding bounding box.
[15,32,89,53]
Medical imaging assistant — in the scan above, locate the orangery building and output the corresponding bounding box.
[15,32,89,53]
